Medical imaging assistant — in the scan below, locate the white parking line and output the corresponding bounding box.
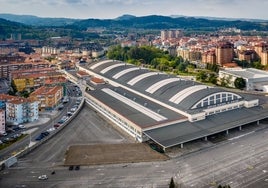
[228,131,255,141]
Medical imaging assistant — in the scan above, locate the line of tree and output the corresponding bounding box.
[107,45,196,74]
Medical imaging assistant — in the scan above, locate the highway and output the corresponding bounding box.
[0,104,268,187]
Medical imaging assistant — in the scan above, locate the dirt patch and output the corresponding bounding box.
[64,143,169,166]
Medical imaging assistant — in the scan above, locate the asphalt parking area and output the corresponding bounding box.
[64,143,169,166]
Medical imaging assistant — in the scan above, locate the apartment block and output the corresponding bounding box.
[215,42,234,66]
[161,30,183,41]
[0,94,39,125]
[202,50,216,64]
[254,43,268,65]
[11,68,66,92]
[177,47,201,61]
[0,109,5,134]
[29,86,63,110]
[0,62,50,79]
[237,50,256,62]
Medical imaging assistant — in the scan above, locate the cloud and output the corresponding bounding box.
[64,0,83,3]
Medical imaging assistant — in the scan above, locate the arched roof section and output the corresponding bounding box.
[152,79,197,99]
[169,85,210,104]
[90,60,114,70]
[127,72,163,86]
[113,67,141,79]
[132,73,170,92]
[191,91,242,109]
[100,64,126,74]
[146,78,182,94]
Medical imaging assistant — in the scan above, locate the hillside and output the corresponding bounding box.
[0,18,31,39]
[0,13,268,31]
[70,15,268,31]
[0,13,80,26]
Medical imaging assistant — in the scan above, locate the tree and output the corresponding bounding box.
[208,73,218,84]
[220,77,228,87]
[8,80,18,96]
[20,90,30,98]
[234,77,246,90]
[251,61,264,69]
[177,63,187,72]
[196,71,208,82]
[169,177,175,188]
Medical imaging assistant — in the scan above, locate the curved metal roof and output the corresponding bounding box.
[169,85,211,104]
[113,67,141,79]
[100,64,126,74]
[145,78,182,94]
[89,60,243,111]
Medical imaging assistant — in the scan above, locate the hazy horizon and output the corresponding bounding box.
[1,0,268,20]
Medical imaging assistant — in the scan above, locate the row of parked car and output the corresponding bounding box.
[35,97,82,141]
[35,131,50,141]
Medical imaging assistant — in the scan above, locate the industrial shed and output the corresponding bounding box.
[78,60,268,149]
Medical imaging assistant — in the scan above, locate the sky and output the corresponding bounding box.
[1,0,268,20]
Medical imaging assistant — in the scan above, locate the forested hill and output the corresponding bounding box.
[71,15,268,31]
[0,13,80,26]
[0,18,31,39]
[0,13,268,31]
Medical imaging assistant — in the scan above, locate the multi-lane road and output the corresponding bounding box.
[1,103,268,187]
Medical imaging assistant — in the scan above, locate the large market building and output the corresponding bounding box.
[76,60,268,150]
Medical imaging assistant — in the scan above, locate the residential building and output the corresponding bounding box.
[57,60,75,70]
[77,70,90,80]
[161,30,182,41]
[0,94,39,125]
[177,47,202,61]
[0,109,5,134]
[254,43,268,65]
[11,68,66,92]
[0,61,50,79]
[29,86,63,111]
[92,50,104,58]
[41,46,59,56]
[237,50,256,62]
[202,50,216,64]
[215,42,234,66]
[255,43,268,65]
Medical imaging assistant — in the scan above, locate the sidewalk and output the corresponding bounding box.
[23,110,59,129]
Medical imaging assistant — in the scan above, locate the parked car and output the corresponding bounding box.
[58,120,65,124]
[61,116,68,121]
[69,166,74,171]
[11,133,21,139]
[47,127,55,132]
[6,129,14,133]
[35,134,44,141]
[13,127,20,131]
[41,131,50,137]
[0,132,7,137]
[54,123,61,128]
[38,175,48,180]
[70,108,77,112]
[18,124,26,129]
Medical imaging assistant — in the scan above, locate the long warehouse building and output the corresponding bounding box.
[77,60,268,150]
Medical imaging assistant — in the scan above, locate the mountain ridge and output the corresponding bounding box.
[0,13,81,26]
[1,13,268,27]
[1,14,268,40]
